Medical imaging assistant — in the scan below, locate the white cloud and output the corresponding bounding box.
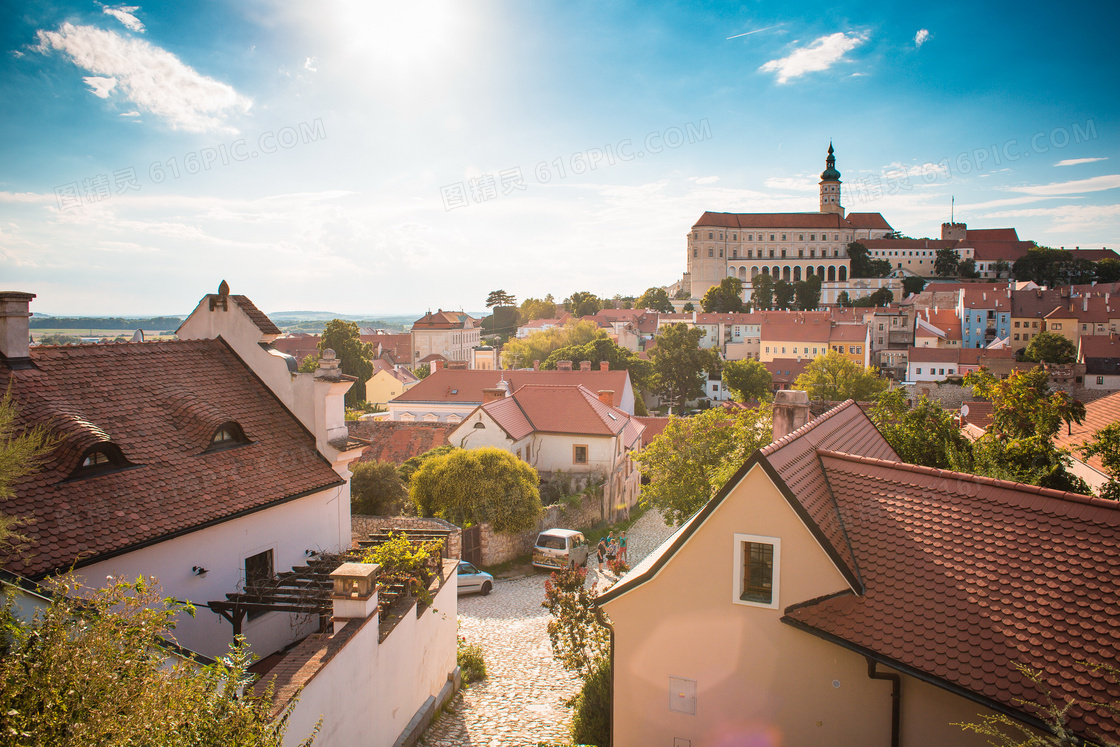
[915,29,930,48]
[759,32,866,84]
[1008,174,1120,197]
[1055,157,1108,167]
[981,204,1120,233]
[119,110,140,117]
[100,4,144,33]
[690,176,720,185]
[36,23,251,133]
[303,56,318,72]
[83,75,117,98]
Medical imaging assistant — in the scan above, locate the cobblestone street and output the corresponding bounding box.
[419,509,676,746]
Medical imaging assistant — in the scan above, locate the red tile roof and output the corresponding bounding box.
[862,238,959,251]
[763,358,810,385]
[231,295,282,336]
[1053,390,1120,474]
[393,369,631,406]
[908,347,961,363]
[761,319,833,343]
[693,212,850,230]
[966,227,1019,242]
[785,450,1120,741]
[347,421,454,464]
[482,385,643,446]
[829,324,867,343]
[1,339,343,580]
[967,240,1034,262]
[411,310,476,330]
[959,400,994,428]
[634,416,670,447]
[845,213,893,230]
[1080,334,1120,362]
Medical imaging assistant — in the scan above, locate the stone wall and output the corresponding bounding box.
[351,515,462,560]
[477,488,606,567]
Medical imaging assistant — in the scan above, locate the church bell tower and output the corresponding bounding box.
[819,142,844,217]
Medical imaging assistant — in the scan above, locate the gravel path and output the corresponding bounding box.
[419,509,676,746]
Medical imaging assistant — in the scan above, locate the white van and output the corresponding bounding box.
[532,528,589,570]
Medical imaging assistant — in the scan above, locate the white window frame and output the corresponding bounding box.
[733,533,781,609]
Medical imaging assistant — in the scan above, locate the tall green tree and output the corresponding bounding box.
[1097,258,1120,284]
[965,366,1088,493]
[959,259,980,279]
[773,279,796,310]
[1013,245,1098,287]
[565,292,602,318]
[793,350,887,401]
[794,274,822,310]
[0,576,317,747]
[485,289,517,308]
[934,247,960,277]
[519,295,557,321]
[722,359,772,402]
[410,447,542,532]
[633,405,772,525]
[1022,331,1077,364]
[1080,422,1120,500]
[320,320,374,407]
[700,277,744,313]
[902,277,926,297]
[751,273,774,309]
[649,323,721,413]
[869,390,971,470]
[636,287,675,313]
[542,332,652,391]
[501,319,601,369]
[848,241,891,278]
[350,461,408,515]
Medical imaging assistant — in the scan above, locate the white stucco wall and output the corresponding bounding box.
[283,575,458,747]
[70,486,349,660]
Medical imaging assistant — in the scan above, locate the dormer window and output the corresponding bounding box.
[71,444,131,479]
[205,421,248,452]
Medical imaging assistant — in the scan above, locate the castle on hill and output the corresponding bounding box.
[679,144,902,305]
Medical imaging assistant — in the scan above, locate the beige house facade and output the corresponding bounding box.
[598,396,1120,746]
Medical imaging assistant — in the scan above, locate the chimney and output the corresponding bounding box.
[0,292,35,361]
[1083,297,1089,312]
[315,348,342,382]
[600,361,609,371]
[330,562,380,630]
[431,359,443,372]
[533,359,540,371]
[558,360,573,371]
[772,390,810,442]
[597,389,615,407]
[482,386,506,403]
[580,360,592,372]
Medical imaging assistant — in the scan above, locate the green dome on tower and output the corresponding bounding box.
[820,142,841,181]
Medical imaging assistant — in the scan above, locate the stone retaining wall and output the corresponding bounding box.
[477,488,607,566]
[351,515,462,560]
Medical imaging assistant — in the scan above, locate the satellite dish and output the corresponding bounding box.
[960,404,970,418]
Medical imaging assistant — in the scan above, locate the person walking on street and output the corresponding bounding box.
[619,530,629,564]
[596,536,608,571]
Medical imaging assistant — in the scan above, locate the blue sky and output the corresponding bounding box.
[2,0,1118,316]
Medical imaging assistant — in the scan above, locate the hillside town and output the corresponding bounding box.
[2,140,1120,747]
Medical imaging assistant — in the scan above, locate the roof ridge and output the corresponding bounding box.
[760,399,857,456]
[815,448,1115,510]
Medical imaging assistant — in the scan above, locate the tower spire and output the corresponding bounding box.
[819,142,843,217]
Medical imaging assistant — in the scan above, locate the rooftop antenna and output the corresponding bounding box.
[951,196,955,223]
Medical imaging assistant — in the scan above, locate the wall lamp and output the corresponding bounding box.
[191,566,209,577]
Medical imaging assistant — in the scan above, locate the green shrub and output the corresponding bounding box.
[570,655,611,746]
[457,635,486,684]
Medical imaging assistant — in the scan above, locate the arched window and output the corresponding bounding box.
[206,421,249,452]
[738,266,747,281]
[782,266,791,282]
[828,266,836,282]
[761,266,770,276]
[818,265,826,278]
[751,267,759,278]
[838,266,848,282]
[793,267,802,282]
[71,444,130,479]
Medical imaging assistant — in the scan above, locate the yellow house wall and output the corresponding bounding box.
[602,463,998,747]
[759,338,829,363]
[364,370,407,405]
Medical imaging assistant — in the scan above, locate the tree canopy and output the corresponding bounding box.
[565,292,603,318]
[542,332,652,391]
[1013,245,1098,287]
[633,405,772,526]
[501,319,601,369]
[934,247,960,277]
[902,277,926,298]
[0,576,316,747]
[1097,258,1120,284]
[320,319,374,407]
[649,323,721,413]
[410,447,542,533]
[869,390,970,470]
[700,277,744,313]
[485,290,517,308]
[519,295,557,322]
[847,241,891,278]
[793,350,887,402]
[636,287,674,313]
[794,274,822,310]
[350,461,408,516]
[1022,331,1077,364]
[1080,422,1120,500]
[750,273,774,309]
[964,366,1088,493]
[722,359,772,402]
[773,279,796,310]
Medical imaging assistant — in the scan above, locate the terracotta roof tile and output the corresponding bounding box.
[347,421,454,464]
[1,340,342,579]
[693,212,851,230]
[230,295,282,336]
[393,369,631,407]
[785,451,1120,741]
[1052,390,1120,474]
[483,384,640,441]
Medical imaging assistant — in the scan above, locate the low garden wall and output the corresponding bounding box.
[352,515,462,561]
[477,486,606,566]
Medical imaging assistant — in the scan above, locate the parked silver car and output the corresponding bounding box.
[456,560,494,596]
[532,528,589,570]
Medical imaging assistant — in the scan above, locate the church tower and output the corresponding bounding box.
[819,142,844,217]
